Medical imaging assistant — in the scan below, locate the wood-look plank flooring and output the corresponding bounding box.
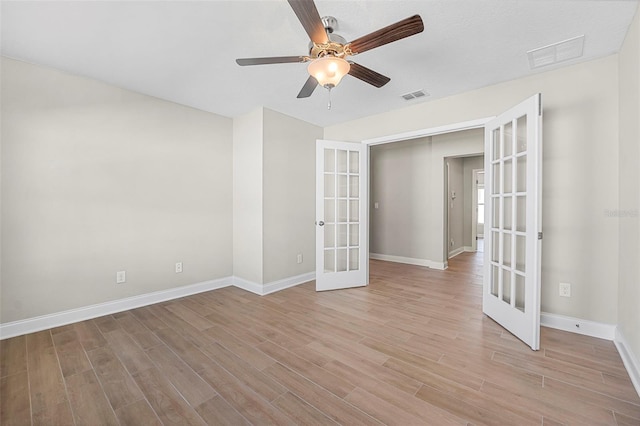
[2,252,639,425]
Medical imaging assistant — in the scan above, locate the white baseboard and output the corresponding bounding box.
[262,272,315,295]
[0,270,319,340]
[464,246,475,252]
[0,277,233,340]
[540,312,616,340]
[232,276,264,295]
[614,328,640,398]
[370,253,447,270]
[448,247,464,258]
[232,272,315,296]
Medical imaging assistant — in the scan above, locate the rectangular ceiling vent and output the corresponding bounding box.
[527,35,585,69]
[401,90,429,101]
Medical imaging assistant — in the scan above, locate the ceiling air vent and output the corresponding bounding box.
[401,90,429,101]
[527,35,585,69]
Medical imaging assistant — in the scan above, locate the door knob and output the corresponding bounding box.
[317,221,325,226]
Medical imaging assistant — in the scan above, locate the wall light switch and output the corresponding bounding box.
[116,271,126,284]
[559,282,571,297]
[374,202,379,209]
[297,254,303,264]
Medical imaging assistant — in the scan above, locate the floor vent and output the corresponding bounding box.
[401,90,429,101]
[527,35,585,69]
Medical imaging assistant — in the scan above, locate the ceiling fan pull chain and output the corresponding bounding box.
[327,86,332,110]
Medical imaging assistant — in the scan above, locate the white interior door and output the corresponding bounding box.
[316,140,368,291]
[484,94,542,350]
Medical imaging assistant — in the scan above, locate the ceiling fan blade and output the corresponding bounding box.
[236,56,306,66]
[287,0,329,45]
[297,75,318,98]
[347,15,424,55]
[348,62,390,88]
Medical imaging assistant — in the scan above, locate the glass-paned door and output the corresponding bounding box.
[316,140,368,291]
[484,94,543,350]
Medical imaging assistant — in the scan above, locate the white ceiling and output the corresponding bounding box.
[2,1,637,127]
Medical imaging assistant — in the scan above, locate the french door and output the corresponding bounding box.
[315,140,368,291]
[484,94,543,350]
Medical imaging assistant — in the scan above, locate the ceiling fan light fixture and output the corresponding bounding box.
[307,56,350,89]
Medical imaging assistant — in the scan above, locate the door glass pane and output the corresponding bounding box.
[337,150,347,173]
[492,163,501,194]
[337,249,347,272]
[324,224,335,248]
[325,199,335,223]
[503,196,512,230]
[503,232,512,267]
[324,149,335,172]
[515,274,525,312]
[337,224,347,247]
[502,269,512,304]
[517,115,527,153]
[337,174,347,198]
[504,121,513,157]
[504,159,513,194]
[324,174,335,198]
[349,151,359,173]
[517,155,526,193]
[492,197,500,228]
[349,200,359,222]
[349,224,359,246]
[324,250,335,273]
[516,196,526,232]
[491,265,500,297]
[349,248,359,271]
[516,235,526,272]
[349,176,359,198]
[337,200,347,222]
[492,129,500,161]
[491,231,500,263]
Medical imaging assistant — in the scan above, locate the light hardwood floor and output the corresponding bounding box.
[1,252,639,425]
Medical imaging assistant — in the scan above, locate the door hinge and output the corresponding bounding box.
[538,94,543,116]
[538,232,543,240]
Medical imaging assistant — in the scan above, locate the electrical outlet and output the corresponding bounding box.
[297,254,303,264]
[116,271,126,284]
[175,262,183,273]
[559,282,571,297]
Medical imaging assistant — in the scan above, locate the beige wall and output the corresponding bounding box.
[618,8,640,369]
[369,130,482,264]
[370,138,432,259]
[263,108,322,283]
[1,58,233,323]
[232,108,264,284]
[326,56,620,324]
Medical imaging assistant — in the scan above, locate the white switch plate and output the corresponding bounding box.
[559,282,571,297]
[296,254,303,264]
[116,271,126,284]
[175,262,183,273]
[374,202,379,209]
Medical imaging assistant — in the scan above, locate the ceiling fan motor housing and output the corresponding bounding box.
[308,16,348,58]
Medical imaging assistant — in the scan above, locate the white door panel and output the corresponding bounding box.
[316,140,368,291]
[484,94,542,350]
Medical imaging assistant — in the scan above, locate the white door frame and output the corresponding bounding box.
[471,168,485,252]
[362,117,494,269]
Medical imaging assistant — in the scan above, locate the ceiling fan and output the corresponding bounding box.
[236,0,424,102]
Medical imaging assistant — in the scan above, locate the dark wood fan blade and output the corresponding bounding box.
[348,15,424,55]
[348,62,390,88]
[287,0,329,45]
[297,75,319,98]
[236,56,306,66]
